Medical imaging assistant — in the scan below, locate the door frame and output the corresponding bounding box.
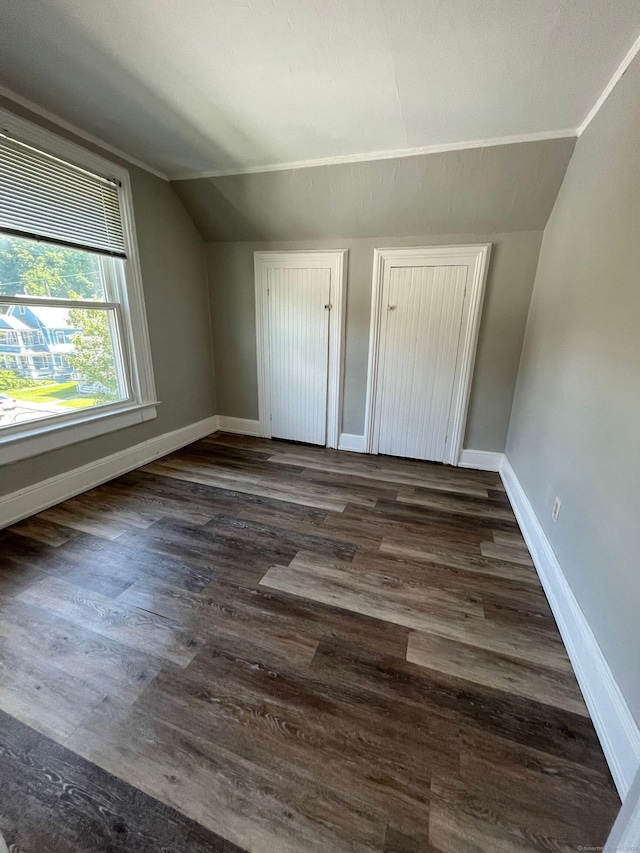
[363,244,491,465]
[255,250,348,449]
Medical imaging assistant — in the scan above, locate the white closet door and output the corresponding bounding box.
[374,264,468,462]
[267,266,331,445]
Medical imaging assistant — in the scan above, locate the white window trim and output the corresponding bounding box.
[0,108,158,465]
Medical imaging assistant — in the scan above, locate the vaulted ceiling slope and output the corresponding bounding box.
[0,0,639,179]
[172,138,576,241]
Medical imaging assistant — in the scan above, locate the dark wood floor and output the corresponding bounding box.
[0,433,619,851]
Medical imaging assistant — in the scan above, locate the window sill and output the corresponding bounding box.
[0,401,158,465]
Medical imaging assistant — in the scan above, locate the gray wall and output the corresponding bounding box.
[1,99,216,496]
[185,137,575,450]
[207,230,543,449]
[506,57,640,721]
[175,138,575,242]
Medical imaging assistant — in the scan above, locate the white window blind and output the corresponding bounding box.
[0,132,126,258]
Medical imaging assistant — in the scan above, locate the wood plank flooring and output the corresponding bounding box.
[0,433,619,851]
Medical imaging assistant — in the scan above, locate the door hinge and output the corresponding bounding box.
[267,288,270,296]
[324,303,332,310]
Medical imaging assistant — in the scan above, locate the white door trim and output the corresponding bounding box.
[254,250,348,449]
[363,244,491,465]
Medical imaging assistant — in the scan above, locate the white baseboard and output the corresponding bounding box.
[606,765,640,847]
[215,416,260,436]
[336,442,504,463]
[458,449,504,471]
[0,415,219,530]
[501,456,640,799]
[338,433,366,453]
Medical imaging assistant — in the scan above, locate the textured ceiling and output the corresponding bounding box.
[0,0,638,178]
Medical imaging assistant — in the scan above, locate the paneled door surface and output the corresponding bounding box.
[374,263,469,462]
[266,265,331,445]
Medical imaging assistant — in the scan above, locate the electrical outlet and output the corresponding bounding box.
[552,497,562,523]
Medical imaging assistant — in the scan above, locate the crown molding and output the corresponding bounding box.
[167,30,640,181]
[3,28,639,184]
[577,33,640,136]
[0,84,169,181]
[168,128,576,181]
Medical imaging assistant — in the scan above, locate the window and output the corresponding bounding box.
[1,240,128,408]
[17,329,45,347]
[0,109,157,463]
